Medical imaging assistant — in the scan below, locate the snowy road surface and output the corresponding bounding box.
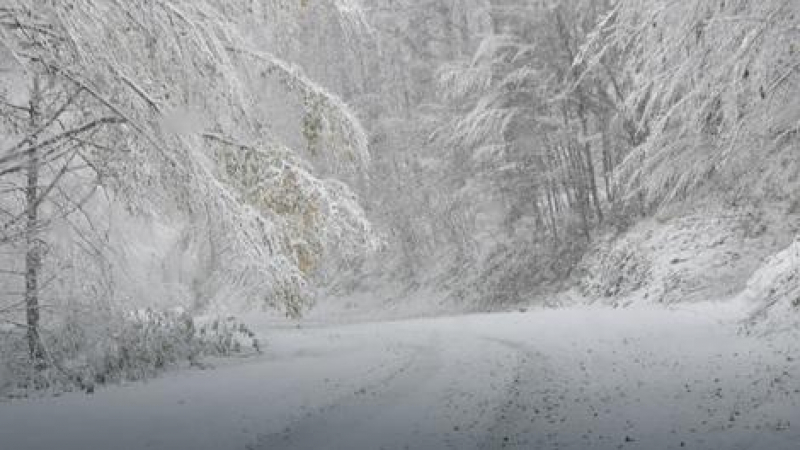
[2,304,799,450]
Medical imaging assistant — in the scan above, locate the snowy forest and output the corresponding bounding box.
[1,1,799,449]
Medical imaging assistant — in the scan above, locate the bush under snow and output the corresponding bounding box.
[0,309,259,398]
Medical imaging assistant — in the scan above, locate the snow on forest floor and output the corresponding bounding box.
[1,302,799,450]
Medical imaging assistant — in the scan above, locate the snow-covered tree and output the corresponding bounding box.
[318,0,492,294]
[585,0,800,207]
[432,0,617,302]
[0,0,376,383]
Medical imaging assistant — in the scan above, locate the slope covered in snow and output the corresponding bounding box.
[577,203,800,307]
[741,239,800,334]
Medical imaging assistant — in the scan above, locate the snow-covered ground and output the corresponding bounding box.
[1,303,798,450]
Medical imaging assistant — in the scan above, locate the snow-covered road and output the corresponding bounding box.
[2,304,799,450]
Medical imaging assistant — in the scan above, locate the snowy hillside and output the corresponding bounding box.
[577,203,800,306]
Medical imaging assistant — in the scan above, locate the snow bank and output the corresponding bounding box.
[742,239,800,333]
[577,203,797,306]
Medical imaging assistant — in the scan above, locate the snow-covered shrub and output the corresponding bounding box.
[577,236,651,299]
[0,309,259,398]
[195,316,261,357]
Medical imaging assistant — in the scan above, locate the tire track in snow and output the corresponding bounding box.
[476,337,561,450]
[248,330,445,450]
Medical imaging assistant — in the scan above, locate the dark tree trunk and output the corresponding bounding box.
[25,76,45,364]
[578,106,604,225]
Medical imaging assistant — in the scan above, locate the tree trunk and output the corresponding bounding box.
[545,182,560,244]
[600,122,614,203]
[578,106,604,224]
[25,75,44,364]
